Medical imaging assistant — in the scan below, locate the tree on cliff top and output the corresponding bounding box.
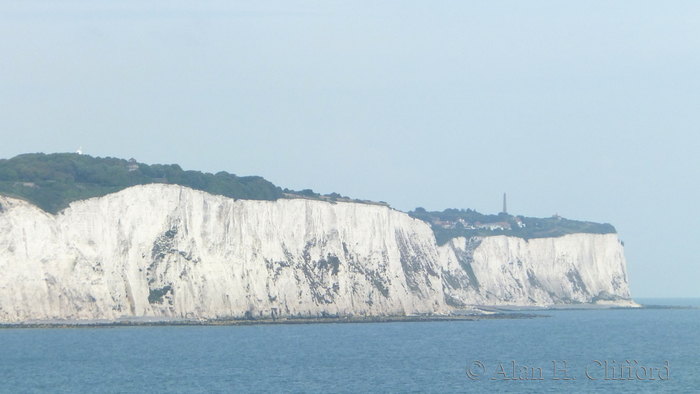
[0,153,284,213]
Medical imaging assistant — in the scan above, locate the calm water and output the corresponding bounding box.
[1,300,698,393]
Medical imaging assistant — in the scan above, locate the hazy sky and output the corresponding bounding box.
[1,1,699,298]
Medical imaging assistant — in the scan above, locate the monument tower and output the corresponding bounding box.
[503,193,507,214]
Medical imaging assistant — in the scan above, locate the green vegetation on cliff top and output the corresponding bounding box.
[0,153,284,213]
[407,208,616,245]
[0,153,384,213]
[0,153,616,243]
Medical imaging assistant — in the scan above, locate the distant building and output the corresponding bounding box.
[432,219,456,229]
[513,217,525,228]
[476,221,511,231]
[127,158,139,172]
[14,182,38,188]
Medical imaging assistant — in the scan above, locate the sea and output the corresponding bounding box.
[0,298,698,393]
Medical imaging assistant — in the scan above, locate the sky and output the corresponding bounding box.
[1,1,699,298]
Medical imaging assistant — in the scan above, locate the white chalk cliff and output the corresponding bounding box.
[440,235,632,307]
[0,185,634,322]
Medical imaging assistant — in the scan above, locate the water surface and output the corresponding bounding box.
[0,304,697,393]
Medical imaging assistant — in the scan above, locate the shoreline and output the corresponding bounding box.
[470,303,695,312]
[0,312,543,329]
[1,302,690,329]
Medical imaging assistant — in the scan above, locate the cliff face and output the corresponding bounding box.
[0,185,446,322]
[0,185,633,322]
[439,235,633,307]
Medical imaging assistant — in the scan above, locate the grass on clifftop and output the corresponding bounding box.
[0,153,387,214]
[0,153,285,213]
[0,153,617,244]
[408,208,616,245]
